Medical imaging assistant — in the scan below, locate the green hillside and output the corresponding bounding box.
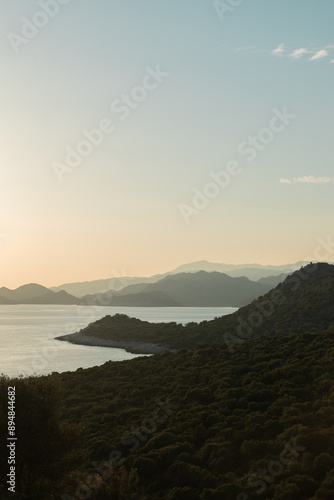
[1,263,334,499]
[58,263,334,353]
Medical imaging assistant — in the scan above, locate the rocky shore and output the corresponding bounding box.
[55,332,174,355]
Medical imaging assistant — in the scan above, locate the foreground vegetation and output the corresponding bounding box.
[1,263,334,499]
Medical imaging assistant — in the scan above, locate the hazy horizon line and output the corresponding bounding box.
[2,259,333,291]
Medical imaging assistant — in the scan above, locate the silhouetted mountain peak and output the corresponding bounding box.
[0,283,79,305]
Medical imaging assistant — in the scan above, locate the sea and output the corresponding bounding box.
[0,305,237,378]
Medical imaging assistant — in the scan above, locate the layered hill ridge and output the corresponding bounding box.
[57,263,334,353]
[3,263,334,499]
[223,261,334,337]
[0,284,79,305]
[117,271,271,306]
[79,271,273,307]
[171,260,306,280]
[50,260,309,297]
[194,262,334,348]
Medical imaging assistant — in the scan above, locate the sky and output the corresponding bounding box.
[0,0,333,288]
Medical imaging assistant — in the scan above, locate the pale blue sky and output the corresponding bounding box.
[1,0,333,287]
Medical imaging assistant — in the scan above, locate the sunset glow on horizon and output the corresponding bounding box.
[1,0,333,289]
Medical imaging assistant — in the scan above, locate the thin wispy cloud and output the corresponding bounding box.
[280,176,334,185]
[272,43,284,56]
[234,43,334,64]
[289,48,308,59]
[309,49,328,61]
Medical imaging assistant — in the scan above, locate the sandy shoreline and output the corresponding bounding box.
[55,332,174,355]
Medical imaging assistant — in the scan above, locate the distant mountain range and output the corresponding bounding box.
[58,262,334,353]
[79,271,274,307]
[171,261,305,280]
[257,272,290,287]
[50,276,159,298]
[51,260,309,297]
[2,261,323,307]
[0,284,78,305]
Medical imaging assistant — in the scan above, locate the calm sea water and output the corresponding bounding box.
[0,305,237,378]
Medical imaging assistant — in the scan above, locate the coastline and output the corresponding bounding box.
[55,332,174,355]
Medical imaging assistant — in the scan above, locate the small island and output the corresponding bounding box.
[56,263,334,355]
[55,314,181,354]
